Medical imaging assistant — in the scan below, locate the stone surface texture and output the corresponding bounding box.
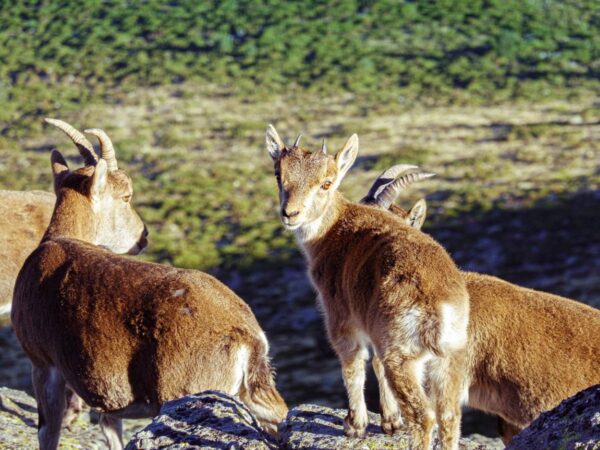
[280,403,490,450]
[506,383,600,450]
[125,391,278,450]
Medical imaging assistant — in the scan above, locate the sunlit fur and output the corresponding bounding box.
[13,131,286,450]
[0,190,54,314]
[367,187,600,445]
[267,126,469,450]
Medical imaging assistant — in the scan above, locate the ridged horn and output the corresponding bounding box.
[84,128,118,171]
[293,134,302,148]
[376,171,436,209]
[44,118,98,166]
[362,164,418,203]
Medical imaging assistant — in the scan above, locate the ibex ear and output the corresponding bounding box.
[50,150,69,193]
[266,124,286,160]
[406,199,427,230]
[51,150,69,176]
[334,134,358,187]
[90,158,108,200]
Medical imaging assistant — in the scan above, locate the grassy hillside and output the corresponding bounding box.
[1,0,599,135]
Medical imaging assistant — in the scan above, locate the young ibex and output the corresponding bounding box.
[266,126,470,450]
[12,119,287,450]
[0,190,54,314]
[364,166,600,444]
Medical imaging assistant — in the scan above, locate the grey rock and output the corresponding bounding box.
[506,384,600,450]
[280,403,490,449]
[125,391,278,450]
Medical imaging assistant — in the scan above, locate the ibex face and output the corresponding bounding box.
[46,120,147,254]
[266,125,357,233]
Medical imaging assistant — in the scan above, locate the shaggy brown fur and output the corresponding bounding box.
[12,121,286,450]
[266,126,469,450]
[365,174,600,444]
[0,190,54,313]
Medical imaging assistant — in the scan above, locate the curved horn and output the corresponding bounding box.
[293,134,302,148]
[45,118,98,166]
[362,164,418,203]
[376,171,436,209]
[321,139,327,154]
[84,129,118,171]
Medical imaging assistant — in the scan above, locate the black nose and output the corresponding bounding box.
[282,209,300,219]
[143,226,149,237]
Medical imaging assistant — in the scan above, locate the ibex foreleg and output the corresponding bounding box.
[331,335,369,438]
[32,366,66,450]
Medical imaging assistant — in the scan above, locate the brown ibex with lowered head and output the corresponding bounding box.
[12,119,287,450]
[0,190,54,315]
[364,165,600,444]
[266,126,470,450]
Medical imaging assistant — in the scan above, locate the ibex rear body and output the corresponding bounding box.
[364,166,600,444]
[0,190,54,314]
[12,120,286,450]
[266,127,469,450]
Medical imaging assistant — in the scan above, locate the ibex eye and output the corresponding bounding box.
[321,181,332,190]
[122,195,132,202]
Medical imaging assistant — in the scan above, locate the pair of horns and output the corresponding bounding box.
[291,135,327,154]
[363,164,435,209]
[45,118,118,171]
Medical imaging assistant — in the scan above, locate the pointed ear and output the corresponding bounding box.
[90,158,108,200]
[50,150,69,177]
[334,134,358,187]
[406,199,427,230]
[266,124,286,160]
[50,150,69,193]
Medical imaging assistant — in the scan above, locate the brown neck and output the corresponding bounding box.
[296,191,348,255]
[43,190,97,243]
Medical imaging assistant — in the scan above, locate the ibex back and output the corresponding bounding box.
[12,120,287,450]
[266,126,469,450]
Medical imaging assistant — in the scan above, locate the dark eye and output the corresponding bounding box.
[122,195,132,203]
[321,181,332,190]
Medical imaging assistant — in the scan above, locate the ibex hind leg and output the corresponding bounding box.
[498,417,522,445]
[378,348,435,450]
[100,414,124,450]
[372,354,403,435]
[32,366,66,450]
[429,353,466,450]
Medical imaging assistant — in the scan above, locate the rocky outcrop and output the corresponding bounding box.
[506,383,600,450]
[0,386,497,449]
[280,403,489,450]
[126,391,278,449]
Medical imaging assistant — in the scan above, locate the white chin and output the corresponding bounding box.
[283,222,302,230]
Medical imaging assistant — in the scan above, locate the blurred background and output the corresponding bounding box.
[1,0,598,446]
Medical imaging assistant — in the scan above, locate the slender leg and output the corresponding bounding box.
[429,354,465,450]
[379,349,435,449]
[32,366,67,450]
[331,336,369,437]
[100,414,124,450]
[63,388,85,429]
[372,354,403,434]
[498,417,522,445]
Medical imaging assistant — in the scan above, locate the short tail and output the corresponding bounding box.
[240,338,288,436]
